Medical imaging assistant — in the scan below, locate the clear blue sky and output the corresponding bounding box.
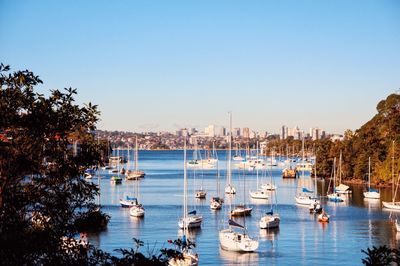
[1,0,399,134]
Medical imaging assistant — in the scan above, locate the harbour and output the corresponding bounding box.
[89,150,398,265]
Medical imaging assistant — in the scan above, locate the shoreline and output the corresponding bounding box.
[342,179,393,188]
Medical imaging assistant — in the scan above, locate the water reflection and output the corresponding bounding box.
[250,197,269,205]
[177,227,202,239]
[364,198,381,211]
[219,248,259,265]
[259,228,279,241]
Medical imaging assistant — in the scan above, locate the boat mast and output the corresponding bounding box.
[135,136,138,171]
[256,141,259,189]
[183,137,188,238]
[339,151,342,184]
[302,134,305,178]
[314,153,317,199]
[228,112,232,187]
[215,141,220,197]
[393,140,395,200]
[97,134,101,206]
[368,157,371,191]
[333,157,336,192]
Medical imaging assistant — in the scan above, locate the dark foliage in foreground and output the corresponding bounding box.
[362,245,400,266]
[0,64,182,265]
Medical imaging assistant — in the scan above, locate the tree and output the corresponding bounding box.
[0,64,188,265]
[0,64,105,264]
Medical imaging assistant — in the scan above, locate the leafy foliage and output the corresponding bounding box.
[0,64,182,265]
[361,245,400,266]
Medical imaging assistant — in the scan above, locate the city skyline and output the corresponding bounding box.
[1,1,399,134]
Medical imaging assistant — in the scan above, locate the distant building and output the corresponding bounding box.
[205,125,216,137]
[176,128,189,137]
[242,127,250,139]
[219,126,226,137]
[310,127,322,141]
[232,128,241,137]
[281,125,288,140]
[330,134,344,142]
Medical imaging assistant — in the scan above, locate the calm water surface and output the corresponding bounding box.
[88,150,399,265]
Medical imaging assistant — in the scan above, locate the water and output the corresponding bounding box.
[88,150,398,265]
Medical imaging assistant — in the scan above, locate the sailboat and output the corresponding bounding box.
[129,178,145,217]
[187,141,217,170]
[327,157,344,202]
[225,112,236,194]
[170,138,199,266]
[233,143,244,161]
[126,169,145,217]
[363,157,380,199]
[126,137,145,180]
[335,151,352,194]
[261,149,277,191]
[383,186,400,209]
[231,157,252,216]
[110,147,123,184]
[250,142,269,200]
[309,156,322,214]
[295,136,318,205]
[179,139,203,229]
[219,173,258,251]
[192,140,207,199]
[259,159,280,229]
[210,142,223,210]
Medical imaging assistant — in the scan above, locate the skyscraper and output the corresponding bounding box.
[242,127,250,139]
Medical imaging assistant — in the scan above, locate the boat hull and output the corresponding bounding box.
[178,215,203,229]
[230,206,252,216]
[261,184,276,191]
[327,194,344,202]
[225,185,236,194]
[250,190,269,199]
[318,213,329,223]
[382,201,400,210]
[295,196,317,206]
[219,229,258,252]
[364,191,380,199]
[129,205,145,217]
[259,214,280,229]
[119,199,138,208]
[195,190,206,199]
[168,252,198,266]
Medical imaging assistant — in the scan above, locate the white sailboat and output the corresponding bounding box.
[233,143,244,161]
[383,193,400,209]
[170,138,199,266]
[210,142,223,210]
[110,147,123,184]
[250,142,269,200]
[129,173,145,217]
[260,158,280,229]
[126,136,145,180]
[382,142,400,209]
[335,151,352,194]
[260,150,277,191]
[192,140,207,199]
[219,186,257,251]
[179,139,203,229]
[295,136,318,205]
[225,112,236,194]
[363,157,380,199]
[327,157,344,202]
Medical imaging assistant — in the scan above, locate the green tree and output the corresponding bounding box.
[0,63,108,264]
